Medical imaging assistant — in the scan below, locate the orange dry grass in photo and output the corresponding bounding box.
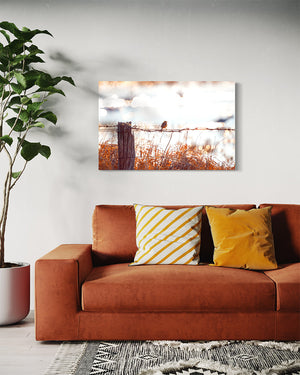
[98,143,118,170]
[99,141,234,170]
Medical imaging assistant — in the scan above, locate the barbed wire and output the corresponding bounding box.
[99,125,235,132]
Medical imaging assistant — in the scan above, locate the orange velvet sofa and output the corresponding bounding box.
[35,204,300,341]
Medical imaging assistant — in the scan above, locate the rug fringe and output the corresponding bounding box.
[149,340,230,350]
[44,342,87,375]
[150,340,300,352]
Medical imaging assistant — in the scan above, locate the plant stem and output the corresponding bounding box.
[0,171,11,267]
[10,161,27,190]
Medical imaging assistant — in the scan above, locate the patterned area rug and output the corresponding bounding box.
[45,340,300,375]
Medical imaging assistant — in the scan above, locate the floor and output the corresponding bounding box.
[0,311,60,375]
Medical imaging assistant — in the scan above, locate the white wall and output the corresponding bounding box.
[1,0,300,308]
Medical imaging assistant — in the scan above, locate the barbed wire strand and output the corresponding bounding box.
[99,125,235,132]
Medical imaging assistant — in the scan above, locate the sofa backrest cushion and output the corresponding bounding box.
[92,204,256,265]
[260,204,300,264]
[92,205,137,265]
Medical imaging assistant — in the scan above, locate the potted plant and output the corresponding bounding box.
[0,21,74,325]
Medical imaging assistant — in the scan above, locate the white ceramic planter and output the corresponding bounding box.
[0,262,30,325]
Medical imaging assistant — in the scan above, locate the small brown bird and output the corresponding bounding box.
[161,121,167,131]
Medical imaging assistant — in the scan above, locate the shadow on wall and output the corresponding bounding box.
[39,50,140,164]
[32,50,139,170]
[50,50,138,98]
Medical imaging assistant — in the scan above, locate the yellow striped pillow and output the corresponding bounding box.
[131,205,203,265]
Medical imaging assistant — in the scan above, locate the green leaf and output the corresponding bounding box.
[6,117,26,132]
[0,22,22,38]
[0,135,13,146]
[39,145,51,159]
[0,30,10,43]
[61,76,75,86]
[36,71,55,88]
[24,71,73,92]
[2,90,10,99]
[22,71,38,89]
[23,28,53,41]
[14,72,27,88]
[20,140,51,161]
[26,44,44,55]
[20,140,41,161]
[11,54,27,66]
[0,55,9,65]
[27,101,42,113]
[38,86,65,96]
[8,96,21,106]
[38,111,57,124]
[26,55,44,64]
[12,171,22,179]
[21,96,31,104]
[0,89,9,99]
[0,75,8,84]
[29,122,45,129]
[31,109,43,118]
[7,39,24,55]
[11,82,24,94]
[35,71,73,88]
[19,110,30,122]
[0,21,52,42]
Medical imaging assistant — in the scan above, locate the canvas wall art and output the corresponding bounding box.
[98,81,235,170]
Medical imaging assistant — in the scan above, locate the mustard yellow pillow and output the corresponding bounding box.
[205,206,277,270]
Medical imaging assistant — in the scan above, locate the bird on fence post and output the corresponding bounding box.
[161,121,167,131]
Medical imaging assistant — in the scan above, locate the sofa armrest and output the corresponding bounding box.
[35,244,93,340]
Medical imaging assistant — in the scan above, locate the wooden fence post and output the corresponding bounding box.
[117,122,135,170]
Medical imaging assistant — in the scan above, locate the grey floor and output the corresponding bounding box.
[0,311,60,375]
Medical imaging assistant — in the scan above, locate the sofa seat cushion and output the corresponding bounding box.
[81,263,276,313]
[264,263,300,311]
